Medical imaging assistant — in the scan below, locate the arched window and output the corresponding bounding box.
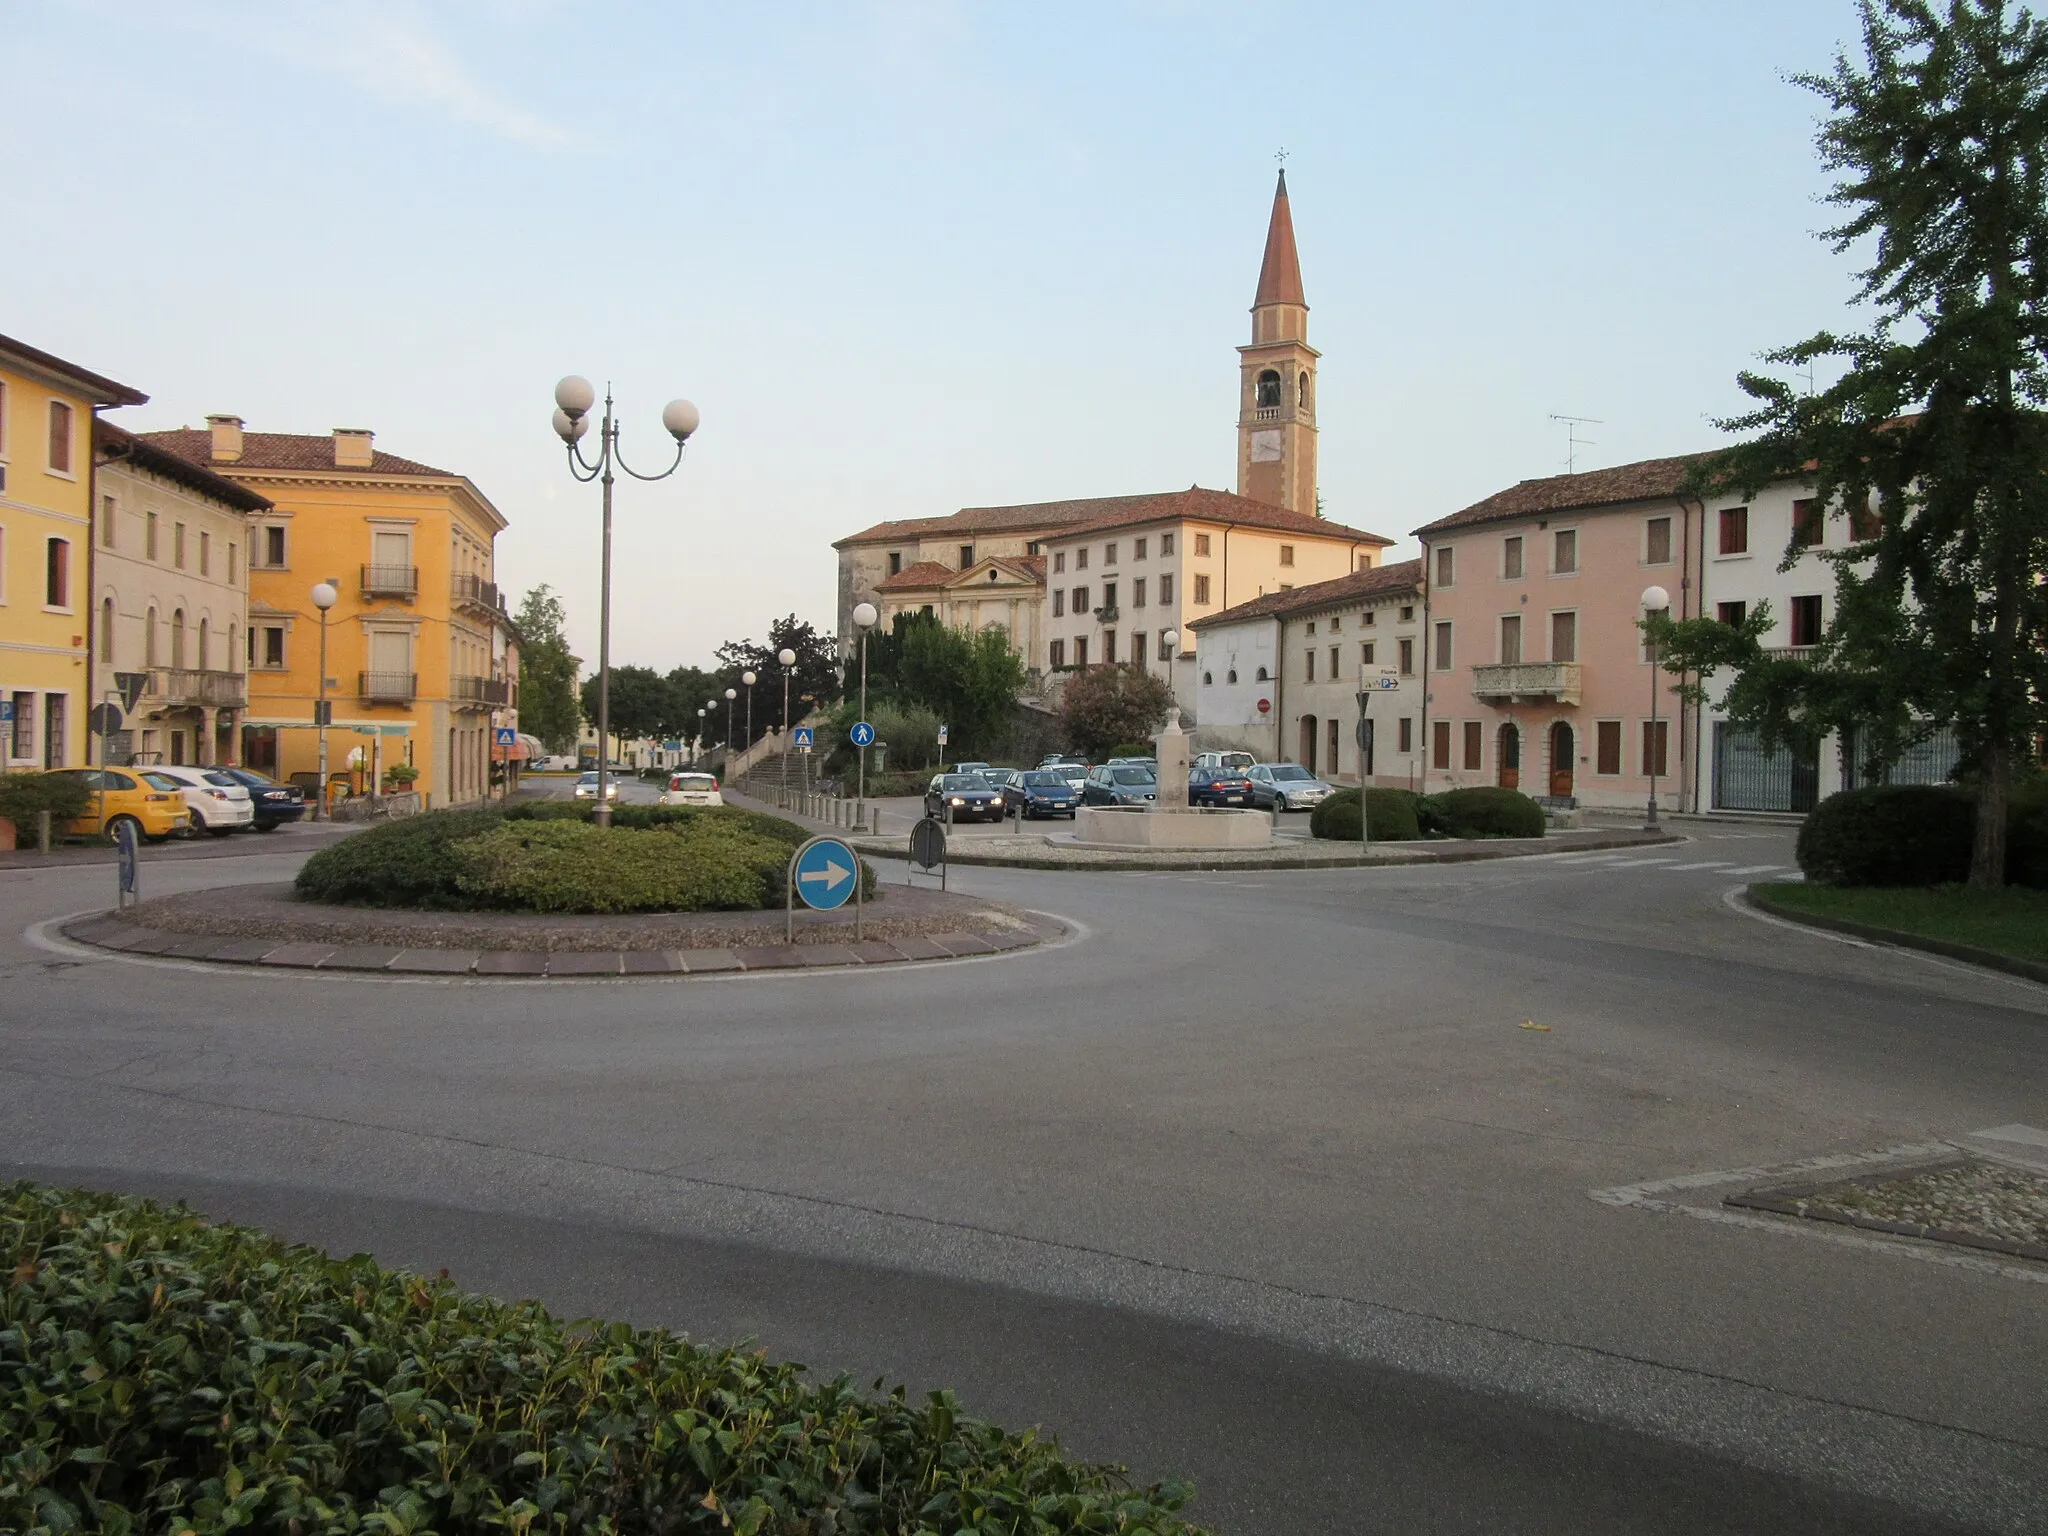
[197,617,210,671]
[144,607,158,667]
[1228,669,1239,684]
[1202,671,1213,686]
[1255,665,1269,682]
[1255,370,1282,409]
[99,597,114,661]
[1298,370,1311,409]
[171,608,186,669]
[228,623,239,673]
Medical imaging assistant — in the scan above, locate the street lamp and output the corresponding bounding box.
[695,707,707,766]
[723,686,737,757]
[553,375,698,825]
[741,670,756,751]
[1641,585,1671,830]
[852,602,878,826]
[310,580,338,820]
[1160,627,1180,697]
[777,647,797,734]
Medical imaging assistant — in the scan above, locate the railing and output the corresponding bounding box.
[1093,605,1120,624]
[1254,405,1282,421]
[452,675,509,706]
[149,667,248,708]
[451,573,501,612]
[361,564,418,598]
[1763,645,1819,661]
[1469,661,1583,706]
[359,670,417,703]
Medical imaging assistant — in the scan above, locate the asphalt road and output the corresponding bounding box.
[2,804,2044,1534]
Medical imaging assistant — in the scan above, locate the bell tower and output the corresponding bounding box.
[1237,168,1319,516]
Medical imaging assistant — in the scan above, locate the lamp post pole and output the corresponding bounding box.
[1641,585,1670,832]
[723,687,737,760]
[552,376,698,826]
[778,647,796,736]
[310,581,337,820]
[852,603,877,830]
[742,670,757,755]
[696,708,706,767]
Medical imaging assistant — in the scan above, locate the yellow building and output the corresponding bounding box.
[142,418,512,807]
[0,333,148,771]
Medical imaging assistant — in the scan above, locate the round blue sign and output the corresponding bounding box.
[790,836,859,911]
[849,721,876,748]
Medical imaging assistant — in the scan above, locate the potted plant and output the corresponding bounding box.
[381,762,421,794]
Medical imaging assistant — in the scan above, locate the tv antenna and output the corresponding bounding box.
[1548,413,1602,475]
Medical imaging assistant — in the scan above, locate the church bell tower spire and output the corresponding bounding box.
[1237,168,1320,516]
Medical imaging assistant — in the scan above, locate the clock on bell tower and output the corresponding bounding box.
[1236,168,1320,517]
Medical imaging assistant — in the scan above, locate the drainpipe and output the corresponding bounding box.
[1678,492,1702,813]
[1272,614,1285,763]
[1418,540,1432,791]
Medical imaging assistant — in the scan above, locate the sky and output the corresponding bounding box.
[6,1,1872,671]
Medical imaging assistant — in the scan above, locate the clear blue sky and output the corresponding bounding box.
[7,1,1867,670]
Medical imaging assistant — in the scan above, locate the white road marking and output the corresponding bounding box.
[1677,861,1736,870]
[1601,858,1685,868]
[1722,864,1788,876]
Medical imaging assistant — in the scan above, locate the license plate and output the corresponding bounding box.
[1225,795,1242,803]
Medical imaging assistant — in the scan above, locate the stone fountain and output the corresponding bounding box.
[1071,708,1273,850]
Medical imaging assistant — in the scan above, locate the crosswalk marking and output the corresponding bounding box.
[1681,861,1736,870]
[1602,857,1684,868]
[1722,863,1789,876]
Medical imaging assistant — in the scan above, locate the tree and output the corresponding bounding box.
[513,586,582,753]
[1058,665,1173,758]
[713,615,842,741]
[579,665,674,747]
[860,610,1026,755]
[1662,0,2048,886]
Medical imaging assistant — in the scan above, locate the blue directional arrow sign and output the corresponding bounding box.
[791,726,815,748]
[849,720,876,748]
[791,837,858,911]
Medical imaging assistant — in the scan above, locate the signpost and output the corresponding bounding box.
[908,815,948,890]
[937,722,948,770]
[787,833,863,942]
[792,726,815,751]
[849,721,875,748]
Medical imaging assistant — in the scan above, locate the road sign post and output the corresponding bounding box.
[908,815,948,891]
[114,816,139,909]
[787,833,863,942]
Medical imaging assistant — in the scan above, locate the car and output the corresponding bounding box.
[1106,756,1157,769]
[217,766,308,830]
[924,772,1006,823]
[1194,750,1256,773]
[1188,766,1257,807]
[42,767,191,844]
[1001,768,1080,819]
[1039,755,1091,789]
[1082,764,1158,806]
[572,770,620,800]
[952,761,994,778]
[660,771,723,807]
[146,765,257,836]
[1247,762,1335,811]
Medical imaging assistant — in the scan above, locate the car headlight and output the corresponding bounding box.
[949,797,965,805]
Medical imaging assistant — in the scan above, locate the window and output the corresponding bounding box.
[1596,721,1623,775]
[100,495,116,548]
[1194,574,1210,604]
[199,531,211,576]
[11,693,33,760]
[1203,670,1213,685]
[99,597,114,660]
[1642,719,1669,777]
[1072,586,1088,612]
[1398,637,1415,675]
[1306,621,1316,636]
[1361,642,1375,666]
[174,523,186,569]
[1101,581,1117,610]
[1073,636,1088,667]
[264,525,286,567]
[1398,717,1413,753]
[1646,516,1672,564]
[1025,541,1041,556]
[1717,600,1747,627]
[1052,590,1064,618]
[1399,604,1415,622]
[1328,717,1339,767]
[1329,616,1341,632]
[48,400,74,474]
[228,541,238,583]
[146,513,159,561]
[1227,668,1238,683]
[1432,720,1451,770]
[1049,639,1065,668]
[0,380,7,461]
[1279,544,1295,567]
[1462,721,1483,771]
[1362,609,1375,626]
[1133,577,1147,607]
[262,626,284,668]
[45,538,69,607]
[888,551,902,576]
[1305,650,1316,682]
[197,617,209,670]
[1256,369,1282,408]
[1135,538,1147,560]
[1159,573,1173,605]
[145,607,157,666]
[1105,542,1117,564]
[1719,506,1749,555]
[1550,610,1577,662]
[959,544,974,568]
[1054,551,1066,574]
[1194,533,1210,556]
[1790,593,1823,646]
[1076,547,1089,570]
[1102,631,1117,664]
[1849,494,1880,542]
[1502,536,1523,579]
[1792,498,1823,548]
[1329,645,1341,678]
[1435,546,1454,587]
[1433,620,1452,670]
[1552,528,1577,574]
[170,609,185,668]
[1499,614,1521,663]
[1161,533,1175,556]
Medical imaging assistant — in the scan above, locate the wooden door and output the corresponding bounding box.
[1548,722,1574,799]
[1498,723,1520,790]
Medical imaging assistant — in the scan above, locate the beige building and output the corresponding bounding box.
[873,552,1047,666]
[91,421,269,766]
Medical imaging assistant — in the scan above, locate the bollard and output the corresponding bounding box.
[39,809,53,855]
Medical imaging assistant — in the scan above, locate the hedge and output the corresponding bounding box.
[0,772,91,831]
[1792,782,2048,888]
[1308,788,1424,841]
[292,808,505,909]
[0,1182,1203,1536]
[1418,786,1545,839]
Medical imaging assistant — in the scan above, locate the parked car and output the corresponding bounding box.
[42,767,191,844]
[660,771,723,807]
[147,765,257,836]
[1194,750,1256,773]
[572,770,620,800]
[1188,766,1257,807]
[1001,768,1080,819]
[218,766,308,830]
[1082,764,1158,806]
[953,761,994,778]
[1039,755,1091,789]
[1247,762,1334,811]
[924,772,1005,823]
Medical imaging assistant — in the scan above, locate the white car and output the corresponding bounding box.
[1247,762,1334,811]
[144,765,256,836]
[1195,750,1256,773]
[660,771,723,807]
[572,770,620,800]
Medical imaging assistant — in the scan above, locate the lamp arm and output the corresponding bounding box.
[614,437,687,482]
[565,442,604,483]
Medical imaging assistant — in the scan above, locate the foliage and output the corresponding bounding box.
[452,818,787,913]
[826,699,947,775]
[383,763,419,784]
[715,615,842,744]
[0,772,91,829]
[1418,787,1545,839]
[2010,778,2048,885]
[862,611,1027,757]
[1308,787,1424,841]
[0,1182,1205,1536]
[1107,744,1153,760]
[1658,0,2048,887]
[1750,880,2048,964]
[512,585,583,754]
[1796,784,1978,885]
[1057,666,1173,759]
[580,664,682,747]
[292,809,505,909]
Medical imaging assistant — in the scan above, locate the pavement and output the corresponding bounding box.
[2,788,2044,1534]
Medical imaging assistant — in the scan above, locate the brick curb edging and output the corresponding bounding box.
[844,828,1683,874]
[59,912,1064,978]
[1743,885,2048,986]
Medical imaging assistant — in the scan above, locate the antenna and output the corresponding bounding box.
[1548,413,1602,475]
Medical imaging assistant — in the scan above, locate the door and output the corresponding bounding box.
[1299,715,1317,774]
[1548,721,1574,799]
[1498,723,1520,790]
[373,530,411,579]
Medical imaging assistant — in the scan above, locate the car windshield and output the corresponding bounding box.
[939,776,986,792]
[1021,772,1067,787]
[671,775,715,790]
[578,772,600,783]
[1270,765,1315,781]
[1111,768,1155,785]
[229,768,277,785]
[141,772,183,791]
[202,771,240,787]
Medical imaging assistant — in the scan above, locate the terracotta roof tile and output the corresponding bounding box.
[1043,486,1392,544]
[1414,453,1711,537]
[1191,559,1422,629]
[1254,168,1306,309]
[96,422,273,513]
[0,331,148,406]
[875,560,957,592]
[137,427,455,479]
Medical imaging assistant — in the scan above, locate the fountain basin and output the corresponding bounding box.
[1072,806,1272,850]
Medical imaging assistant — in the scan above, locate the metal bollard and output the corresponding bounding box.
[38,809,52,854]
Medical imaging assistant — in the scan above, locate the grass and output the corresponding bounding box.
[1752,881,2048,966]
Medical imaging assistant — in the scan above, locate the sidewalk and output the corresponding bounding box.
[0,820,357,872]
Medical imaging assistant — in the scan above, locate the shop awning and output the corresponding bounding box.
[493,731,543,763]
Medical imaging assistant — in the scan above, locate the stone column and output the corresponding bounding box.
[198,707,218,766]
[1155,707,1190,810]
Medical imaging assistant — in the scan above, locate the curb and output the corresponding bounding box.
[845,829,1684,874]
[1742,885,2048,986]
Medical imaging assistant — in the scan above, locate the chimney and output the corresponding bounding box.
[206,414,244,462]
[332,428,374,468]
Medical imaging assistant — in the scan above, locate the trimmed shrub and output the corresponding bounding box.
[292,808,505,908]
[1309,787,1424,841]
[0,771,91,830]
[453,819,786,913]
[1795,784,1975,887]
[1419,786,1545,839]
[0,1182,1203,1536]
[1108,742,1154,760]
[2009,781,2048,889]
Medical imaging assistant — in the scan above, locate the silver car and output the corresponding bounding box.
[1247,762,1333,811]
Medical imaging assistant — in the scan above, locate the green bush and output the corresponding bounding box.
[454,819,787,913]
[1309,787,1424,841]
[1796,784,1977,886]
[1107,742,1153,760]
[0,771,91,830]
[0,1182,1203,1536]
[1418,786,1545,839]
[293,809,506,908]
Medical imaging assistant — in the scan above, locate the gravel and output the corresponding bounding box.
[1738,1159,2048,1258]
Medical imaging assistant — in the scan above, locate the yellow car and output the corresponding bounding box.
[47,767,192,843]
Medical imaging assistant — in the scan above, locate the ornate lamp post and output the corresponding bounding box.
[1641,585,1671,830]
[695,707,707,766]
[778,647,797,734]
[851,602,878,827]
[723,687,737,758]
[310,581,338,820]
[552,375,698,826]
[741,670,757,751]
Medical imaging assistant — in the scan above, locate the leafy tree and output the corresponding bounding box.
[579,665,675,747]
[714,615,842,742]
[1057,665,1173,758]
[1661,0,2048,886]
[512,586,582,753]
[860,610,1025,755]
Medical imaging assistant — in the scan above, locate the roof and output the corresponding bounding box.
[834,501,1096,548]
[987,553,1046,581]
[1254,168,1306,309]
[95,421,273,513]
[137,427,456,479]
[1191,558,1423,630]
[875,560,958,593]
[1041,486,1392,544]
[1415,452,1712,537]
[0,331,148,407]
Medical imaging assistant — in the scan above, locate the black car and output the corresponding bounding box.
[218,766,308,830]
[1001,768,1080,819]
[924,773,1006,823]
[1188,767,1256,807]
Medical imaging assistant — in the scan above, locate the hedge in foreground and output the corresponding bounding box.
[0,1183,1202,1536]
[1419,787,1544,840]
[1308,788,1424,841]
[1795,784,1977,887]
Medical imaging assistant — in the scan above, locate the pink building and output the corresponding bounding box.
[1414,457,1705,811]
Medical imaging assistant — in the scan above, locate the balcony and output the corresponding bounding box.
[1254,405,1282,422]
[452,674,510,708]
[361,564,419,598]
[149,668,248,709]
[1470,661,1582,706]
[359,671,417,703]
[452,573,503,613]
[1764,645,1819,661]
[1093,605,1121,625]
